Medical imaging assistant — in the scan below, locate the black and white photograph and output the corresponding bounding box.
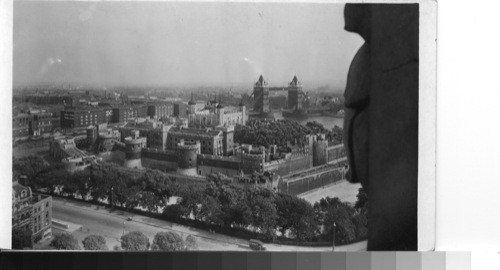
[5,0,436,253]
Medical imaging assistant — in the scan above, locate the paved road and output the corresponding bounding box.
[52,197,247,251]
[298,180,362,205]
[51,197,366,251]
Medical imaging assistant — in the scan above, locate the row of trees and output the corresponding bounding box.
[49,231,197,251]
[234,119,343,151]
[15,156,367,245]
[120,231,197,251]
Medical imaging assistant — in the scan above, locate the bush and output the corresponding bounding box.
[50,233,81,250]
[82,235,108,250]
[185,235,198,250]
[121,231,150,251]
[151,231,185,251]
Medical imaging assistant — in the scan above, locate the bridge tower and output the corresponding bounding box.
[287,75,304,110]
[253,75,270,114]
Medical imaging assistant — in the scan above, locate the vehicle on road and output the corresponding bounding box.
[249,239,266,251]
[126,217,132,221]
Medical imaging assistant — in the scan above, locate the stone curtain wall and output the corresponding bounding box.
[264,155,312,176]
[278,165,346,195]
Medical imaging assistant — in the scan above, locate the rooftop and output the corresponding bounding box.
[169,127,222,137]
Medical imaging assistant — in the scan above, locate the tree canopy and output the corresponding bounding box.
[82,234,108,250]
[185,235,198,251]
[151,231,186,251]
[120,231,150,251]
[50,233,81,250]
[234,119,343,151]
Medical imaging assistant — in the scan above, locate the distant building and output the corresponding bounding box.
[147,102,174,120]
[60,107,107,129]
[12,181,53,244]
[12,114,32,139]
[187,94,247,128]
[12,109,59,139]
[173,103,188,118]
[13,94,76,106]
[87,123,121,152]
[166,126,232,156]
[30,111,53,136]
[111,105,148,123]
[119,118,171,150]
[49,137,93,172]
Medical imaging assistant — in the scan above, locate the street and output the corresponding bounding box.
[51,197,247,251]
[49,197,366,251]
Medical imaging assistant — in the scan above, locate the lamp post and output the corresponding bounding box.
[332,222,337,251]
[110,187,114,208]
[122,221,125,237]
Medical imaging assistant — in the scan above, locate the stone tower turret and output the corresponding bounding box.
[188,92,196,115]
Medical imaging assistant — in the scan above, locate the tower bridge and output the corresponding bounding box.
[252,75,304,115]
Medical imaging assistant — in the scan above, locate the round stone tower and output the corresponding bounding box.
[176,140,201,175]
[188,93,196,115]
[124,130,146,169]
[241,148,266,174]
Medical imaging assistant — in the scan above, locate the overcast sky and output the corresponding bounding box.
[13,1,363,88]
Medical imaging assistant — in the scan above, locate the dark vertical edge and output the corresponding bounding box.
[171,252,197,270]
[247,252,271,270]
[146,252,173,270]
[197,252,222,270]
[221,252,247,270]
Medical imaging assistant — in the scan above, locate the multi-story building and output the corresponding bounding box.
[60,107,107,129]
[12,181,52,245]
[13,109,57,139]
[147,102,174,120]
[49,137,93,171]
[111,105,148,123]
[187,95,246,129]
[12,113,32,139]
[166,126,231,156]
[30,111,54,136]
[119,118,171,150]
[100,105,114,123]
[173,102,188,118]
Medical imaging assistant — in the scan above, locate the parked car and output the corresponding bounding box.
[249,239,266,251]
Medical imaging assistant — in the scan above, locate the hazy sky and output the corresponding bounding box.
[13,1,363,88]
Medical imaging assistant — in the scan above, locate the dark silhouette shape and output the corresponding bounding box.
[343,4,419,251]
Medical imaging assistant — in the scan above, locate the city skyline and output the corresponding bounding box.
[13,2,363,88]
